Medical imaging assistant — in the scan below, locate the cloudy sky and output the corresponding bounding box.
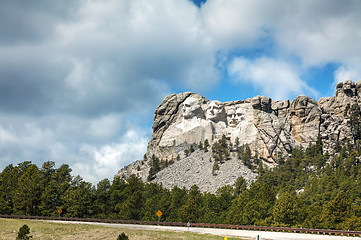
[1,0,361,184]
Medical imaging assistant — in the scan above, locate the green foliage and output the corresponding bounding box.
[212,161,219,175]
[345,104,361,143]
[3,131,361,231]
[241,144,252,168]
[212,135,230,163]
[272,192,306,226]
[198,141,203,150]
[147,155,161,181]
[116,232,129,240]
[203,139,209,152]
[227,183,275,225]
[234,176,247,196]
[13,164,41,215]
[62,176,94,218]
[321,191,352,229]
[190,144,195,153]
[17,224,32,240]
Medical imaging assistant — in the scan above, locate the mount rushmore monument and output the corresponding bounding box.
[116,80,361,192]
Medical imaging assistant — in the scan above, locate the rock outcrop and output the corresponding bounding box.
[115,80,361,193]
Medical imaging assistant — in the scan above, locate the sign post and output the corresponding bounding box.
[187,222,190,231]
[156,210,162,222]
[57,209,62,217]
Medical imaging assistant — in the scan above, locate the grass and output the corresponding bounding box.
[0,218,247,240]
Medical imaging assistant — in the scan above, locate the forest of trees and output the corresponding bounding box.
[1,136,361,230]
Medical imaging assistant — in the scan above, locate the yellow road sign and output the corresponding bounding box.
[58,209,62,214]
[156,210,162,217]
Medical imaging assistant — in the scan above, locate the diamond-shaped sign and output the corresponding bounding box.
[156,210,162,217]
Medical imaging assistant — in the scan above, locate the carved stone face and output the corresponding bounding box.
[182,97,203,119]
[227,107,245,127]
[235,108,245,122]
[206,101,225,122]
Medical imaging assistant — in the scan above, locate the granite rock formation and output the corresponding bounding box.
[115,80,361,193]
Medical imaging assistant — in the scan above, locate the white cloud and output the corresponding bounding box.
[57,0,218,93]
[334,62,361,86]
[228,57,318,100]
[273,1,361,67]
[200,0,282,48]
[74,127,149,184]
[0,113,150,184]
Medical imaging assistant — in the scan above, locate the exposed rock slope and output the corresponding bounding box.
[115,80,361,193]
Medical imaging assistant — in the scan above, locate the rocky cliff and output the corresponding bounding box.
[115,80,361,193]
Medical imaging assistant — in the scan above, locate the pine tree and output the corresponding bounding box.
[13,164,41,215]
[234,177,247,196]
[198,141,203,150]
[212,162,219,175]
[272,192,306,226]
[62,177,94,218]
[93,178,111,218]
[117,232,129,240]
[321,191,352,229]
[204,139,210,152]
[16,224,32,240]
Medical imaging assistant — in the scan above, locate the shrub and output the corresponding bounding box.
[117,232,129,240]
[17,224,32,240]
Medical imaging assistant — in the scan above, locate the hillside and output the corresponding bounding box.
[1,130,361,230]
[116,80,361,192]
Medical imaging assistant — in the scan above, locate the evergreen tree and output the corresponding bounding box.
[272,192,306,226]
[241,144,252,167]
[348,104,361,143]
[116,232,129,240]
[204,139,209,152]
[234,176,247,196]
[178,196,198,223]
[212,162,219,175]
[142,182,170,221]
[148,155,160,181]
[321,191,352,229]
[0,164,17,214]
[198,141,203,150]
[168,186,187,221]
[16,224,32,240]
[39,161,58,216]
[216,185,234,220]
[13,164,41,215]
[109,178,128,219]
[118,190,144,220]
[190,144,195,153]
[62,177,94,218]
[93,178,111,218]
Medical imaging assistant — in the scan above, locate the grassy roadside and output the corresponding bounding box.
[0,218,247,240]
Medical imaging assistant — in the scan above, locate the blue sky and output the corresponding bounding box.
[1,0,361,184]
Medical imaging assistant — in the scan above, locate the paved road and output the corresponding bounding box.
[49,221,361,240]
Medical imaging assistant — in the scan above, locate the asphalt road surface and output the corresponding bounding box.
[49,220,361,240]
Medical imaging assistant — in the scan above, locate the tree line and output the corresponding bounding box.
[1,138,361,230]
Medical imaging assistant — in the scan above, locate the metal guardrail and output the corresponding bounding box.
[1,214,360,237]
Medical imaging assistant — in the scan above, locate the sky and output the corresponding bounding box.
[1,0,361,185]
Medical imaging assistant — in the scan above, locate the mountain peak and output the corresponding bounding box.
[115,80,361,193]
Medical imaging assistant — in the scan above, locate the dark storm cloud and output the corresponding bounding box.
[0,0,215,117]
[0,0,83,45]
